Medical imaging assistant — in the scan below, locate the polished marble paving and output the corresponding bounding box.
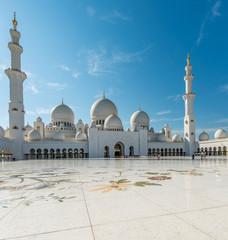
[0,158,228,239]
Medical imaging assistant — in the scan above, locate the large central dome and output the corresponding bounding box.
[51,102,74,124]
[90,96,118,122]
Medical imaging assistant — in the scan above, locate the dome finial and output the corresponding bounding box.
[12,12,17,30]
[103,91,105,98]
[187,52,190,64]
[139,105,141,111]
[62,98,63,104]
[112,110,114,115]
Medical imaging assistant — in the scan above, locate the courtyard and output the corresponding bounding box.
[0,158,228,240]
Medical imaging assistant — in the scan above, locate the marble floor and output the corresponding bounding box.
[0,158,228,240]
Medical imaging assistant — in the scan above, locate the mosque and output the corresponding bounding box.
[0,15,227,160]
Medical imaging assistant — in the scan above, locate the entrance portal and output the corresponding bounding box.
[114,142,124,157]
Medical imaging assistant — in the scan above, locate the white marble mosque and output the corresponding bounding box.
[0,15,228,160]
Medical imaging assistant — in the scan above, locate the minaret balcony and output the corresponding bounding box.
[8,42,23,54]
[5,68,27,81]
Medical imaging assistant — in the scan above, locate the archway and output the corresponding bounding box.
[114,142,124,157]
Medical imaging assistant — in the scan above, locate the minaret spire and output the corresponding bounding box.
[5,14,27,159]
[103,91,105,98]
[182,53,196,156]
[12,12,17,30]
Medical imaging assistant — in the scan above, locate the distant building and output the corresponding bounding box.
[0,15,227,160]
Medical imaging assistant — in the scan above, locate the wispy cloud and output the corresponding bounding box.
[72,73,79,78]
[100,10,132,24]
[216,118,228,123]
[219,84,228,94]
[0,73,2,78]
[86,45,113,76]
[112,46,151,63]
[167,94,182,101]
[150,117,182,123]
[24,71,34,78]
[26,82,41,94]
[86,6,95,17]
[60,64,70,71]
[47,82,66,91]
[95,88,113,99]
[26,107,51,115]
[157,110,171,115]
[82,44,151,76]
[197,0,222,46]
[0,64,7,71]
[212,1,222,17]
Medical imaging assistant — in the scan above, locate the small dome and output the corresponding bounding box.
[157,134,167,142]
[172,133,183,142]
[90,97,118,122]
[76,131,87,141]
[104,114,123,130]
[24,123,33,136]
[130,108,149,130]
[51,103,74,124]
[4,127,10,138]
[28,130,41,140]
[0,126,5,136]
[78,119,83,124]
[215,128,227,139]
[199,131,209,141]
[164,124,169,128]
[53,131,65,140]
[36,117,42,122]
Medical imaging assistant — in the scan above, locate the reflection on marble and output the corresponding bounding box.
[0,158,227,239]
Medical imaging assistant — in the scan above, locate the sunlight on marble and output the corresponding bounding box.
[0,158,228,240]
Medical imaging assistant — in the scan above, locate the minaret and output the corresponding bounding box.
[182,53,196,156]
[5,13,27,159]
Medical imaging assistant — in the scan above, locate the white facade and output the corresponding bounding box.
[0,16,228,160]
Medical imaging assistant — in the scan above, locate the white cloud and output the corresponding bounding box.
[27,83,40,94]
[86,6,95,17]
[82,44,151,76]
[112,46,151,63]
[100,10,132,24]
[72,72,79,78]
[47,82,66,91]
[60,64,70,71]
[212,1,222,17]
[36,107,51,115]
[26,110,35,115]
[150,117,182,123]
[0,64,7,71]
[25,71,34,78]
[26,108,51,116]
[167,94,182,101]
[156,110,171,115]
[197,1,222,46]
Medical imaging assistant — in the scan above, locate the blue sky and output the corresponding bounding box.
[0,0,227,139]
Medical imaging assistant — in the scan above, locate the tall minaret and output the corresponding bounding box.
[182,53,196,156]
[5,13,27,159]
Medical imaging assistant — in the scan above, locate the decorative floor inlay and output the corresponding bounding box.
[0,158,227,240]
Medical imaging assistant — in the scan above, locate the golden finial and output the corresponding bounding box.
[12,12,18,29]
[187,52,190,63]
[112,111,114,115]
[103,91,105,98]
[139,105,141,111]
[62,98,64,104]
